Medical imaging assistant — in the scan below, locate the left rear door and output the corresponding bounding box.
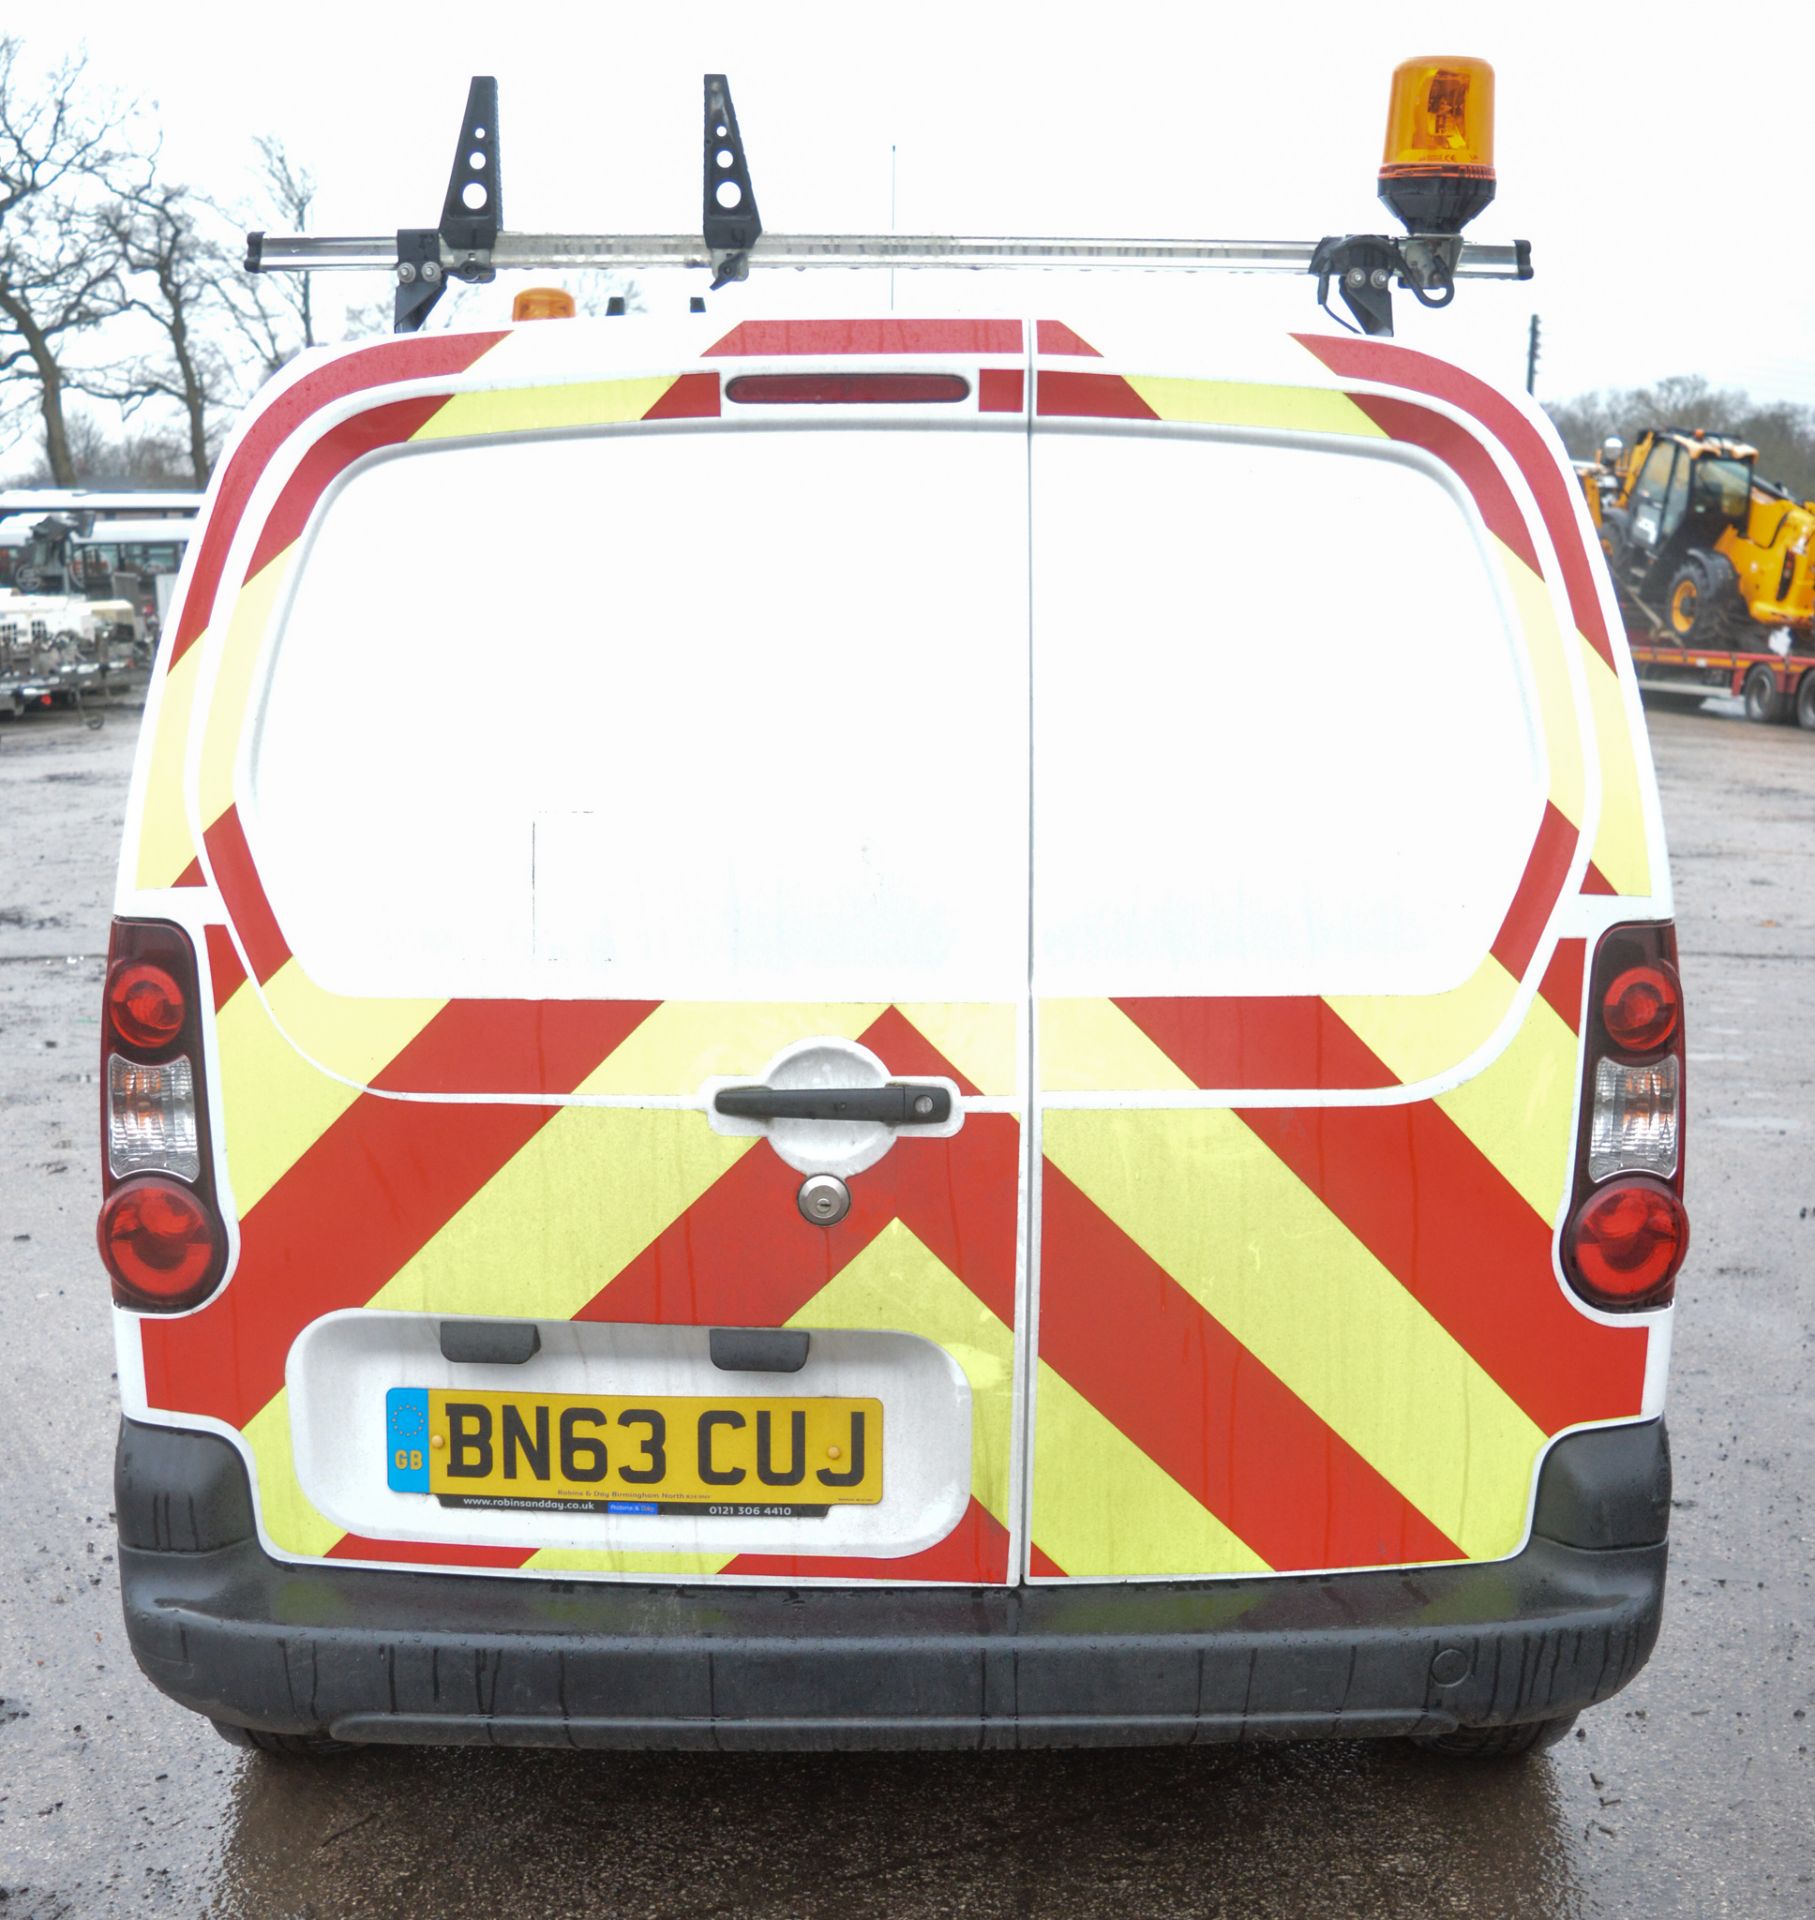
[127,332,1039,1586]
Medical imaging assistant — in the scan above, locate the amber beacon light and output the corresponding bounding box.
[1378,57,1496,235]
[512,285,576,321]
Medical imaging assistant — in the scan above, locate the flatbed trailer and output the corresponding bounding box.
[1619,599,1815,729]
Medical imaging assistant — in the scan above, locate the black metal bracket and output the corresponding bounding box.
[1309,235,1403,337]
[393,228,445,333]
[1309,232,1481,338]
[394,76,502,333]
[703,74,761,291]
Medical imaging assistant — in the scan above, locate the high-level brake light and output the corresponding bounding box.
[724,374,970,406]
[1378,56,1496,235]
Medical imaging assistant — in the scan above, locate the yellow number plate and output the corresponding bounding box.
[384,1387,882,1513]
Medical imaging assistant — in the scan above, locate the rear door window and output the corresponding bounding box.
[1031,430,1546,998]
[249,425,1029,1006]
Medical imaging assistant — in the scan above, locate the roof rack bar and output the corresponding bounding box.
[248,232,1531,279]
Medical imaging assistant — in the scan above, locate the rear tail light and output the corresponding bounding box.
[1565,1180,1687,1311]
[98,919,227,1312]
[106,960,187,1050]
[97,1178,224,1309]
[1600,962,1681,1053]
[1561,923,1688,1312]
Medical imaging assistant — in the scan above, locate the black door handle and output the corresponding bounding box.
[713,1083,952,1125]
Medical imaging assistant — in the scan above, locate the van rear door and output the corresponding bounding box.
[1024,336,1658,1583]
[134,331,1035,1584]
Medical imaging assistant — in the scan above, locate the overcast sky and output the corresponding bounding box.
[29,0,1815,409]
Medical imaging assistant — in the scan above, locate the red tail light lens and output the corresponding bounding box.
[98,1177,225,1309]
[1564,1180,1688,1311]
[724,373,971,405]
[100,919,228,1313]
[1601,963,1681,1054]
[107,961,187,1051]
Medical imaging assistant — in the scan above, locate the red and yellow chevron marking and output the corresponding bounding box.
[1294,334,1653,901]
[134,334,514,892]
[144,978,1022,1581]
[1030,956,1647,1579]
[1032,362,1599,1094]
[133,345,722,895]
[128,326,1658,1591]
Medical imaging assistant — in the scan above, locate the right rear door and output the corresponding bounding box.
[1024,341,1657,1583]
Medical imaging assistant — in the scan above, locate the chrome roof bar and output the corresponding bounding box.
[242,73,1532,338]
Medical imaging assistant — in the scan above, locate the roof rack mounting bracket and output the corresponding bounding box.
[703,73,762,291]
[1309,234,1402,338]
[394,75,502,333]
[1308,231,1476,339]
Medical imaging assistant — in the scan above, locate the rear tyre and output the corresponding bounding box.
[1411,1713,1579,1759]
[1744,663,1787,725]
[1797,671,1815,732]
[210,1719,361,1757]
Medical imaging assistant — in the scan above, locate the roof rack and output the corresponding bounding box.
[244,74,1533,339]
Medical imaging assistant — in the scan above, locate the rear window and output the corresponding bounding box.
[1031,431,1547,997]
[248,426,1030,1003]
[248,413,1548,1009]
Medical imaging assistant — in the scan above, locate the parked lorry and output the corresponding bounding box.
[1577,428,1815,726]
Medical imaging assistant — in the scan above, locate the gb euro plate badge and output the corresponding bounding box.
[385,1386,882,1516]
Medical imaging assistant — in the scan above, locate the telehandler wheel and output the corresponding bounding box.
[1797,670,1815,732]
[1744,664,1787,725]
[1666,555,1732,643]
[1599,508,1632,568]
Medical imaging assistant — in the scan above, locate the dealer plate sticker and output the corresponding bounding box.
[385,1387,882,1515]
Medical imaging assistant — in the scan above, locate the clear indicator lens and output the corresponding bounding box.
[107,1052,200,1181]
[1588,1055,1679,1182]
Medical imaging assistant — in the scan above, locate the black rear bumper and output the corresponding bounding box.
[116,1418,1670,1752]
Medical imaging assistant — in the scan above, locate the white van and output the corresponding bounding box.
[102,311,1685,1755]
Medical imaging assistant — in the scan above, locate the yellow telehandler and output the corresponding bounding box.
[1581,427,1815,646]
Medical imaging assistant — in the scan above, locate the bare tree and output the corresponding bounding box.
[216,134,318,382]
[0,37,144,482]
[8,414,191,486]
[92,183,234,483]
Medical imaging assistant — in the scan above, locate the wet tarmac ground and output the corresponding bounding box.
[1,693,1810,1918]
